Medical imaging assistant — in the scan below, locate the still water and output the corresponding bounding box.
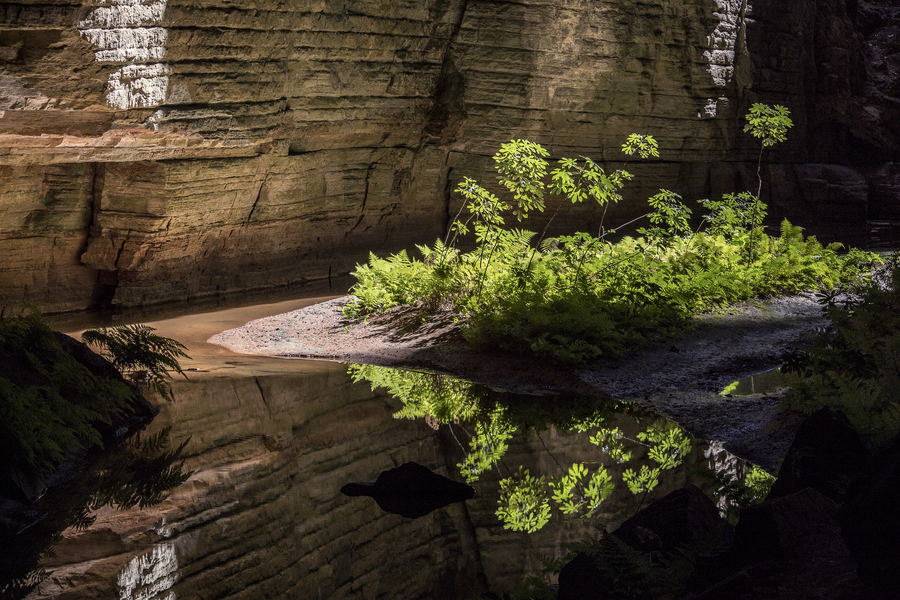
[21,298,745,599]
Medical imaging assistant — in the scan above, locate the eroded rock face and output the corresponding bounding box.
[1,0,897,313]
[30,365,490,599]
[27,363,667,599]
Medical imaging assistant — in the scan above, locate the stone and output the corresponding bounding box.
[557,485,728,600]
[340,461,475,519]
[704,487,858,599]
[841,429,900,594]
[613,484,726,556]
[0,0,898,313]
[768,407,869,503]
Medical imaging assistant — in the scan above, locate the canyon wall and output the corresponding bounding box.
[1,0,898,313]
[26,362,712,599]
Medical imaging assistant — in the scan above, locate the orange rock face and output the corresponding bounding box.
[1,0,897,313]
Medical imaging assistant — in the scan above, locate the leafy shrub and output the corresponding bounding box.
[781,254,900,446]
[345,105,878,365]
[82,323,190,401]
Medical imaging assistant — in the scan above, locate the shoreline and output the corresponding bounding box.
[208,294,827,470]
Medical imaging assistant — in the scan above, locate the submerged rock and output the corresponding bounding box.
[341,461,475,519]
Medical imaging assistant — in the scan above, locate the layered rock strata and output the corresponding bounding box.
[25,362,714,599]
[1,0,898,313]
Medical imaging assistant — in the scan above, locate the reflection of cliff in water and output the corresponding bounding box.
[25,359,747,599]
[0,428,189,599]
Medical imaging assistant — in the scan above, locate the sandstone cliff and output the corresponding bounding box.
[25,362,714,599]
[1,0,898,313]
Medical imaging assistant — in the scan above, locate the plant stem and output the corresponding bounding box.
[748,143,764,269]
[570,211,652,287]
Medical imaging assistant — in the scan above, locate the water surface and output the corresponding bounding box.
[21,300,748,599]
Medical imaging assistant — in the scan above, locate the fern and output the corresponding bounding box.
[82,324,189,401]
[0,312,137,474]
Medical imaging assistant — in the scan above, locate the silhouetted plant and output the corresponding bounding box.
[0,311,135,475]
[82,324,190,401]
[781,253,900,446]
[1,428,191,599]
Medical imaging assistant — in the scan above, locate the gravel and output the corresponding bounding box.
[209,294,827,470]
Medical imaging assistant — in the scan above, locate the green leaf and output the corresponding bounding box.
[496,467,552,532]
[743,104,793,147]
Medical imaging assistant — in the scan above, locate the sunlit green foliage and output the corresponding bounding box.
[589,427,633,464]
[744,103,793,147]
[495,139,550,220]
[549,462,614,517]
[351,365,479,424]
[744,464,776,501]
[622,465,661,495]
[458,406,515,483]
[782,254,900,446]
[743,104,794,265]
[641,420,692,470]
[345,106,877,365]
[82,324,190,401]
[350,364,694,533]
[698,191,763,238]
[496,467,552,533]
[695,462,777,523]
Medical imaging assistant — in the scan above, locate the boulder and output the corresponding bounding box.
[557,485,728,600]
[768,407,869,503]
[341,461,475,519]
[696,487,857,600]
[613,484,726,557]
[841,429,900,594]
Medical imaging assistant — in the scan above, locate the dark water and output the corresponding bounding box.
[10,303,753,600]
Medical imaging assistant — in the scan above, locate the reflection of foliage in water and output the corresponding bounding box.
[497,468,551,533]
[642,420,692,469]
[349,365,500,480]
[589,427,633,464]
[550,463,614,518]
[457,406,514,483]
[349,364,692,533]
[0,312,193,599]
[1,427,191,599]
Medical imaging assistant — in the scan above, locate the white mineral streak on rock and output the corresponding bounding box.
[77,0,167,29]
[77,0,170,109]
[117,543,178,600]
[80,28,168,62]
[155,516,173,538]
[700,0,748,117]
[705,441,743,515]
[107,64,171,109]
